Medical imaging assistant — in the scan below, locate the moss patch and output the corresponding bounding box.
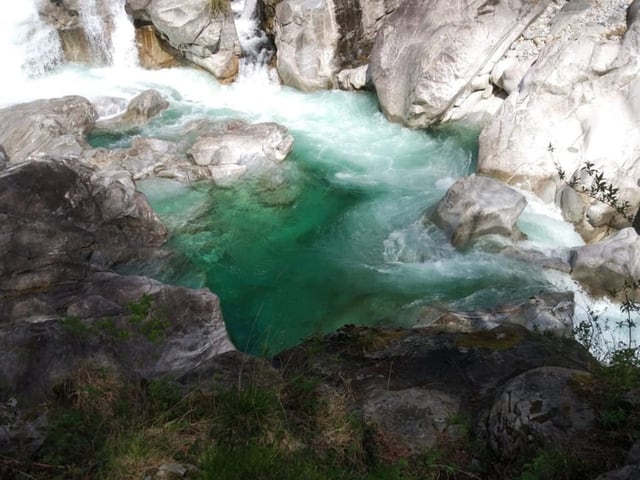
[455,327,525,351]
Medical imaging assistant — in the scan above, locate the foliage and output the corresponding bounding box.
[209,0,229,14]
[127,293,171,343]
[548,142,634,222]
[516,448,587,480]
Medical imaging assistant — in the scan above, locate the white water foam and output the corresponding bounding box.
[0,1,63,79]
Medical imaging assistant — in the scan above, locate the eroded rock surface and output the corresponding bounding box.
[479,0,640,237]
[428,175,527,248]
[126,0,241,82]
[0,158,234,404]
[369,0,551,128]
[274,0,400,91]
[0,96,97,163]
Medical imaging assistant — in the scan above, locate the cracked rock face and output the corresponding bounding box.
[369,0,552,128]
[0,158,234,404]
[478,0,640,237]
[273,0,400,91]
[126,0,241,81]
[488,366,595,460]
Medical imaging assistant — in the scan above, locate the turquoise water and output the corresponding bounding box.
[114,77,566,355]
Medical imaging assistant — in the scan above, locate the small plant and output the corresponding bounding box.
[516,448,586,480]
[126,293,171,343]
[59,315,89,340]
[209,0,229,14]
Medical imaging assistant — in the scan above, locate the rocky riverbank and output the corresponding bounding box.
[2,0,640,478]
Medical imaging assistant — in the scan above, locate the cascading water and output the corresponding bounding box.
[1,1,63,79]
[1,0,632,355]
[77,0,138,67]
[231,0,273,73]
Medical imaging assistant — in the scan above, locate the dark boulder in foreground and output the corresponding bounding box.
[0,157,234,405]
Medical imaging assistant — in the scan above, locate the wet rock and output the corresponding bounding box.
[126,0,241,82]
[274,0,400,91]
[135,24,182,69]
[186,120,294,185]
[336,65,369,91]
[93,89,169,133]
[569,227,640,294]
[488,366,595,460]
[369,0,551,128]
[423,292,575,337]
[428,175,527,248]
[0,96,97,163]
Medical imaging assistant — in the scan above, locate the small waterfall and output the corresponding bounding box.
[107,0,139,68]
[77,0,138,67]
[231,0,273,72]
[0,1,63,79]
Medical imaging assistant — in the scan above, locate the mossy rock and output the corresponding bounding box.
[455,326,525,351]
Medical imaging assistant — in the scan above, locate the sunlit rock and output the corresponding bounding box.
[274,0,400,91]
[370,0,551,128]
[479,0,640,238]
[126,0,241,82]
[0,96,97,163]
[93,88,169,133]
[428,175,527,248]
[570,227,640,294]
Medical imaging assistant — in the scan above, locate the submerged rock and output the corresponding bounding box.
[422,292,575,337]
[428,175,527,248]
[0,96,97,163]
[369,0,551,128]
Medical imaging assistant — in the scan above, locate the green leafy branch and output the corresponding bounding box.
[548,142,633,222]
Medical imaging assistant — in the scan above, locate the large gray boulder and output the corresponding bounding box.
[126,0,241,82]
[569,227,640,294]
[274,0,400,91]
[187,120,294,185]
[478,0,640,236]
[369,0,551,128]
[0,271,235,404]
[0,96,97,163]
[0,158,166,289]
[0,158,234,404]
[488,366,595,460]
[428,175,527,248]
